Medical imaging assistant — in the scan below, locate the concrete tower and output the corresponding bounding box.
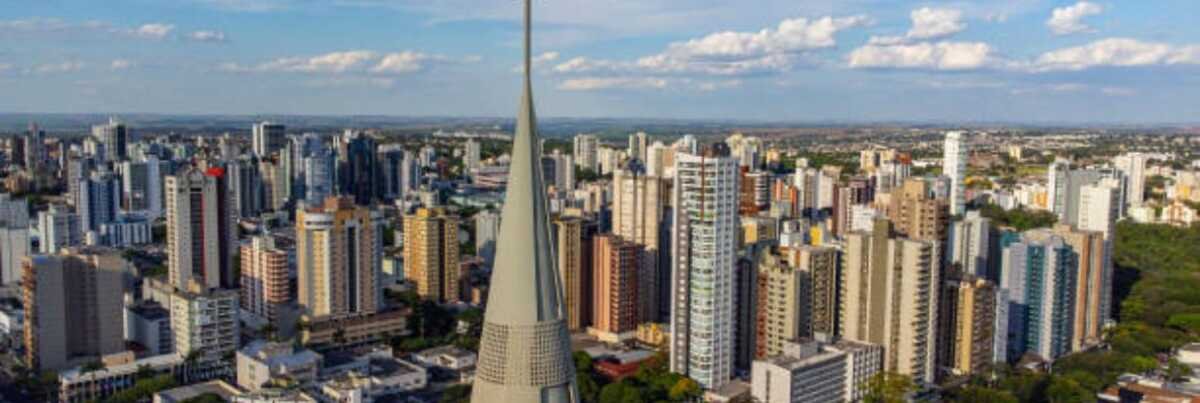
[471,1,579,401]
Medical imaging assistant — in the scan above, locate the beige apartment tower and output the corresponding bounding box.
[555,215,593,331]
[1053,224,1108,350]
[241,235,290,321]
[840,219,940,385]
[887,178,949,243]
[403,207,461,303]
[611,160,667,322]
[297,196,384,318]
[23,249,130,371]
[940,276,996,376]
[754,249,805,359]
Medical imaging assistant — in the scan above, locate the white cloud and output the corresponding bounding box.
[906,7,967,40]
[866,7,966,46]
[554,15,869,77]
[1047,1,1103,35]
[848,41,995,70]
[1030,38,1200,72]
[135,23,175,39]
[221,50,452,75]
[110,59,135,70]
[304,77,398,89]
[187,30,228,42]
[559,77,669,91]
[33,61,85,74]
[558,77,742,92]
[513,51,560,73]
[371,52,436,74]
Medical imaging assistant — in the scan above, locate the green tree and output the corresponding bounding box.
[576,373,600,403]
[667,377,701,401]
[1045,377,1092,403]
[598,381,645,403]
[951,386,1018,403]
[864,372,915,403]
[573,351,594,373]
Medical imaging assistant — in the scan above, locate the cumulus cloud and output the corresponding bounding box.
[135,23,175,39]
[187,30,228,42]
[848,41,995,70]
[371,51,440,74]
[221,50,452,75]
[559,77,669,91]
[906,7,967,40]
[1047,1,1103,35]
[110,59,135,70]
[867,7,966,46]
[554,15,869,77]
[513,51,560,73]
[557,77,741,92]
[1029,38,1200,72]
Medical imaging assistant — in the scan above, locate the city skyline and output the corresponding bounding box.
[4,1,1200,123]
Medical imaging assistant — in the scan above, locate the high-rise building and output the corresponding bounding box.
[670,144,739,389]
[166,166,236,291]
[887,178,949,243]
[297,197,384,318]
[573,134,599,172]
[241,235,291,321]
[338,131,380,205]
[91,118,128,162]
[38,204,81,254]
[755,250,806,359]
[784,245,840,338]
[554,215,594,332]
[171,286,240,361]
[1114,153,1147,207]
[475,209,501,266]
[998,229,1078,362]
[23,123,46,187]
[22,250,130,371]
[1052,224,1109,351]
[77,170,121,234]
[303,147,337,206]
[1078,179,1121,239]
[403,207,461,303]
[226,157,265,220]
[463,139,482,173]
[840,219,940,385]
[628,131,649,163]
[252,122,286,158]
[66,157,97,208]
[590,234,639,342]
[948,211,991,278]
[943,131,967,216]
[611,159,667,322]
[938,276,996,377]
[0,194,30,285]
[472,2,578,399]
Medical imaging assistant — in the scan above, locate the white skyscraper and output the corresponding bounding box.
[629,131,649,163]
[943,131,967,216]
[670,144,739,389]
[38,204,81,254]
[1114,153,1147,207]
[948,211,991,278]
[252,122,286,158]
[573,134,599,172]
[463,139,482,173]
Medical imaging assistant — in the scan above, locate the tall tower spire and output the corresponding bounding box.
[471,0,580,402]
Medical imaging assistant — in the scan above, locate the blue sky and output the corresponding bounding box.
[2,0,1200,123]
